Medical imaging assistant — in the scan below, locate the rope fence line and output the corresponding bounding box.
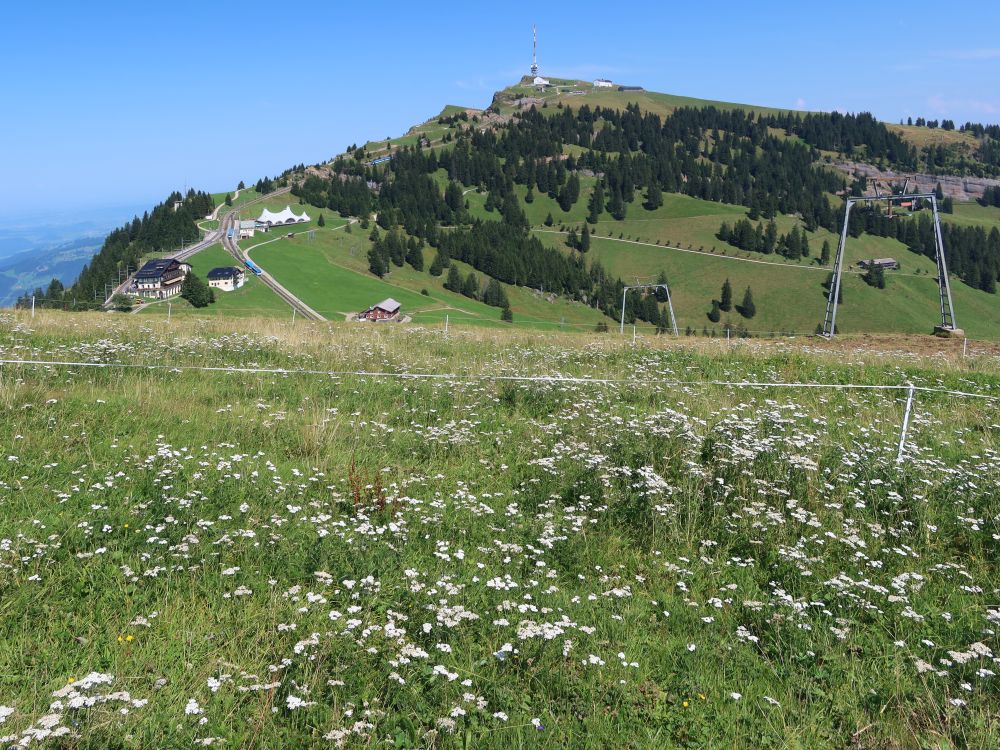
[1,358,998,402]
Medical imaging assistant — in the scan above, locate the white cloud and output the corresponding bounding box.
[794,97,807,110]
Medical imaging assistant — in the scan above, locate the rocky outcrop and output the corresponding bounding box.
[831,161,1000,201]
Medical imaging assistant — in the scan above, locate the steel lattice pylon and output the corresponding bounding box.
[821,193,957,338]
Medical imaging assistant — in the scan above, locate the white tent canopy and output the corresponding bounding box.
[257,205,311,225]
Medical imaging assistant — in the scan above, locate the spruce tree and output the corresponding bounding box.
[544,212,554,227]
[764,221,778,254]
[317,213,326,227]
[654,271,669,302]
[708,300,721,323]
[580,224,591,252]
[720,278,733,312]
[406,239,424,271]
[445,264,462,292]
[820,240,831,265]
[644,180,662,211]
[980,267,997,294]
[462,272,479,299]
[740,286,756,318]
[429,250,447,276]
[587,182,605,224]
[367,247,387,278]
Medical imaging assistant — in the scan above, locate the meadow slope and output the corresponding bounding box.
[0,313,998,748]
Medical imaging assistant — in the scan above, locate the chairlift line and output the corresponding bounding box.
[821,192,958,338]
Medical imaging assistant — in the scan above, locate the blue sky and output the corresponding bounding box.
[1,1,998,222]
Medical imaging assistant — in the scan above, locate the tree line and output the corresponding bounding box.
[59,189,213,307]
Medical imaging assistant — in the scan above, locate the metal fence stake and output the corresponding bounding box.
[896,384,916,463]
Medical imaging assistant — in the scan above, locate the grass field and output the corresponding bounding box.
[0,312,998,748]
[245,222,608,330]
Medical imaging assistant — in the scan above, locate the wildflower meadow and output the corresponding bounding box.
[0,313,997,748]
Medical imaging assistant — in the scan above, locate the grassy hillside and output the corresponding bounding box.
[0,313,998,747]
[154,81,1000,340]
[241,220,608,330]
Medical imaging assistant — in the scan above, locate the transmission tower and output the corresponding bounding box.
[530,25,539,77]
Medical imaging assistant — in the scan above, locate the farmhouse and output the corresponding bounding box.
[858,257,899,270]
[206,266,245,292]
[593,78,613,88]
[134,258,191,299]
[257,206,310,226]
[357,298,401,321]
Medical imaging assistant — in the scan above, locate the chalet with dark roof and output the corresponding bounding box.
[134,258,190,299]
[206,266,245,291]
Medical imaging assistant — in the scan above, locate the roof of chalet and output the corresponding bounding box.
[371,298,401,313]
[135,258,181,280]
[257,205,311,224]
[238,220,256,229]
[207,266,242,279]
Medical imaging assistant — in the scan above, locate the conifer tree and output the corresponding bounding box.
[544,212,554,227]
[720,278,733,312]
[740,286,756,318]
[580,224,591,252]
[445,264,462,292]
[405,238,424,271]
[644,180,662,210]
[820,240,831,265]
[587,182,604,224]
[654,271,669,301]
[368,247,387,278]
[708,299,721,323]
[462,272,479,299]
[317,213,326,227]
[764,221,778,254]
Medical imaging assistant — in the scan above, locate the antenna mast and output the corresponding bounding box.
[531,25,538,77]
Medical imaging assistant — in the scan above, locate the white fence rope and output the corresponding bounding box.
[0,358,998,402]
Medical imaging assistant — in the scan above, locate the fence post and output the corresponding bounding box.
[963,338,968,358]
[896,384,916,463]
[31,295,35,318]
[632,325,636,345]
[445,314,449,334]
